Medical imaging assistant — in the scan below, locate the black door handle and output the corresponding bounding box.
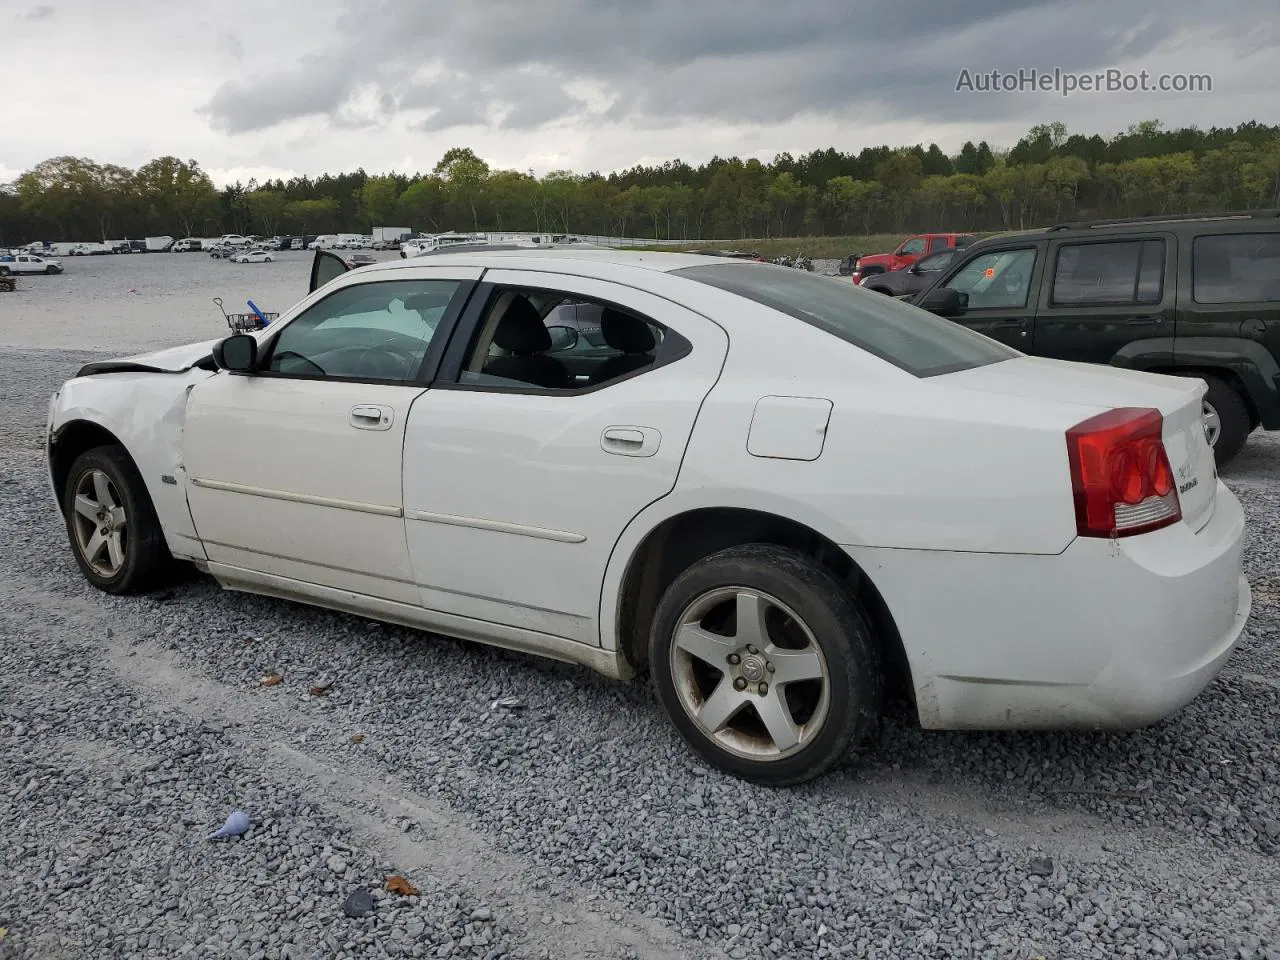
[1128,315,1164,326]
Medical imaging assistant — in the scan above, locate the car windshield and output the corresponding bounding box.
[672,262,1019,377]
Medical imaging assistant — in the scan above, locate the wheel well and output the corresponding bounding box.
[864,285,893,295]
[49,420,125,500]
[1147,365,1258,427]
[615,507,914,700]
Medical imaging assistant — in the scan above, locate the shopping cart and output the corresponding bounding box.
[213,297,279,332]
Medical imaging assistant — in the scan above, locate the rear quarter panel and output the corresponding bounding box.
[596,284,1097,650]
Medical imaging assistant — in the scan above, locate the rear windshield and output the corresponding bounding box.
[672,262,1019,377]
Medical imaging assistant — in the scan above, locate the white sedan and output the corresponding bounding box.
[230,250,274,263]
[45,249,1250,784]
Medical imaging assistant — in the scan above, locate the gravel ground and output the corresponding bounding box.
[1,266,1279,958]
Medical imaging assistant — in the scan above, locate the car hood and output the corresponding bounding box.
[76,338,221,377]
[855,252,893,268]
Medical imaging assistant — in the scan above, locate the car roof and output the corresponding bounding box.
[354,248,746,278]
[967,211,1280,250]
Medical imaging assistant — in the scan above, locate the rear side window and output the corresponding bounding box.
[1051,240,1165,306]
[673,263,1018,378]
[1193,233,1280,304]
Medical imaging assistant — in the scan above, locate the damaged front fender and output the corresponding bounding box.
[50,366,218,561]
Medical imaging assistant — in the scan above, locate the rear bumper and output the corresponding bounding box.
[845,481,1249,730]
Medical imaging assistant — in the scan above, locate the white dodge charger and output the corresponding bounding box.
[46,249,1250,784]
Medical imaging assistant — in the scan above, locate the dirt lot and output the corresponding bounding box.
[1,255,1278,959]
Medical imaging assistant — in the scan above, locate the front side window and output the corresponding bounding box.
[1193,233,1280,304]
[900,237,927,255]
[943,248,1038,309]
[673,262,1018,378]
[1051,240,1165,306]
[915,251,955,274]
[265,279,460,381]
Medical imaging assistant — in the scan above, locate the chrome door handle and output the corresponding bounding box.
[601,425,660,457]
[350,404,393,431]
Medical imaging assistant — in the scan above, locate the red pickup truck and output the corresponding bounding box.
[851,233,975,284]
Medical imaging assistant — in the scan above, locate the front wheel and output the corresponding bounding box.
[1201,375,1251,468]
[649,544,883,785]
[0,267,9,276]
[62,445,173,594]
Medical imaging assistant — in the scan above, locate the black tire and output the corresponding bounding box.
[0,266,9,276]
[62,445,173,594]
[649,544,882,786]
[1201,375,1251,468]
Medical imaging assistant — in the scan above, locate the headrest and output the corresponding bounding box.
[600,308,655,353]
[492,296,551,354]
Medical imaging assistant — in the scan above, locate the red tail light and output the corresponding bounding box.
[1066,407,1182,537]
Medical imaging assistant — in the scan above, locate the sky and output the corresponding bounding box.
[4,0,1278,188]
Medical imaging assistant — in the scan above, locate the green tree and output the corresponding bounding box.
[358,175,402,228]
[768,172,805,236]
[434,147,490,231]
[134,156,219,236]
[285,197,338,233]
[398,177,446,233]
[541,170,581,234]
[244,189,289,235]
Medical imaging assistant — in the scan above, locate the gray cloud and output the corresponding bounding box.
[194,0,1277,144]
[22,5,54,20]
[218,33,244,63]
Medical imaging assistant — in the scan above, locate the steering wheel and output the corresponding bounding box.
[272,350,325,375]
[355,341,414,380]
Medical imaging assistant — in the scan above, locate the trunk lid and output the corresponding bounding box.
[944,357,1217,531]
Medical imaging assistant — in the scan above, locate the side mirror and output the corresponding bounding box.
[545,325,580,352]
[212,334,258,372]
[918,287,966,317]
[908,263,922,275]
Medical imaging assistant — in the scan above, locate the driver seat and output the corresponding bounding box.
[481,295,572,389]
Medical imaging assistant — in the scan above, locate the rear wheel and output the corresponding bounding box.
[62,445,173,594]
[1201,375,1251,467]
[649,545,882,785]
[0,266,9,276]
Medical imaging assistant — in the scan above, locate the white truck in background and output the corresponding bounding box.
[145,236,175,252]
[372,226,411,248]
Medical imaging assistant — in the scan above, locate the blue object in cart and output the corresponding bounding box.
[247,300,269,326]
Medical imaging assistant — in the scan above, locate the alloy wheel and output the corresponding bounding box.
[669,587,830,760]
[1202,399,1221,447]
[71,469,128,577]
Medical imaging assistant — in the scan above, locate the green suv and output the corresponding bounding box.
[912,212,1280,466]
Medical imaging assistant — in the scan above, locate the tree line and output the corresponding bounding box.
[3,119,1279,247]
